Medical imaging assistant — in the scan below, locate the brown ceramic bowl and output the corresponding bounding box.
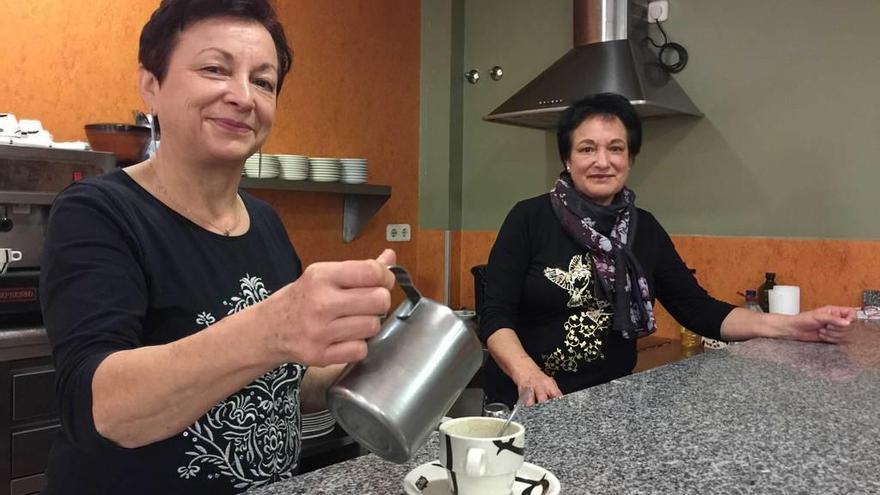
[84,124,151,163]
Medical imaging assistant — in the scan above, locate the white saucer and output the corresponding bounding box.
[402,460,559,495]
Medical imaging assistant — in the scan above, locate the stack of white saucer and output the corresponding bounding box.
[340,158,368,184]
[308,157,341,182]
[244,154,280,178]
[301,409,336,440]
[276,154,309,180]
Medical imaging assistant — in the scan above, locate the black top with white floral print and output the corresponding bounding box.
[481,194,735,406]
[41,169,304,494]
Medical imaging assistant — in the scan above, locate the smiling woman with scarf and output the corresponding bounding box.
[480,93,856,407]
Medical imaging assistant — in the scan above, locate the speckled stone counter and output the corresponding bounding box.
[254,322,880,494]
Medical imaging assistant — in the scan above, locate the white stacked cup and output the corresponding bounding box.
[769,285,800,315]
[276,154,309,180]
[308,157,341,182]
[340,158,368,184]
[244,153,280,178]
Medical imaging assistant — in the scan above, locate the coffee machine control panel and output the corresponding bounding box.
[0,144,116,321]
[0,159,109,270]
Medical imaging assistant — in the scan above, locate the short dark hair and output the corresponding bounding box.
[139,0,293,93]
[556,93,642,164]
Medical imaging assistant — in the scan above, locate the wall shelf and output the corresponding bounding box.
[0,143,116,168]
[239,178,391,243]
[0,145,391,243]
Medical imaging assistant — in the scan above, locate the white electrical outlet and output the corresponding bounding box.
[386,224,411,242]
[647,0,669,23]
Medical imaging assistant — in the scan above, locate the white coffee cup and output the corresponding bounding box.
[439,416,525,495]
[769,285,800,315]
[18,119,43,134]
[0,113,18,136]
[0,248,23,275]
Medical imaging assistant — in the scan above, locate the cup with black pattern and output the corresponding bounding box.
[438,416,525,495]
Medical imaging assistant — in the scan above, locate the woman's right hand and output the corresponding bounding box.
[264,249,397,366]
[513,363,563,405]
[486,328,564,406]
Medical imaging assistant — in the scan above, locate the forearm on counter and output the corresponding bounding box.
[486,328,542,382]
[719,307,790,341]
[92,308,281,449]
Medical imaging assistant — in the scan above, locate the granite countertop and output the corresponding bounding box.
[254,322,880,495]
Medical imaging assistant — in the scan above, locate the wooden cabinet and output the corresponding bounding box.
[1,356,58,495]
[634,336,701,373]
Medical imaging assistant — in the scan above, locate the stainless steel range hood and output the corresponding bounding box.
[484,0,701,129]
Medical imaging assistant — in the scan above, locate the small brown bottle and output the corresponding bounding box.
[757,272,776,313]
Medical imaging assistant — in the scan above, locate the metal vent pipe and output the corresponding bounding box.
[574,0,629,46]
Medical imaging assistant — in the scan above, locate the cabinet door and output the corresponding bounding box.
[3,356,59,495]
[10,473,46,495]
[11,366,57,422]
[1,360,9,495]
[11,424,60,479]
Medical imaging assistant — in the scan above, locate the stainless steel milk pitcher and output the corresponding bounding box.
[326,265,484,463]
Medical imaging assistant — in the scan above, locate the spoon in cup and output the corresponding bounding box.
[497,387,533,436]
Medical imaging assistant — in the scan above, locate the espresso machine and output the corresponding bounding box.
[0,144,115,324]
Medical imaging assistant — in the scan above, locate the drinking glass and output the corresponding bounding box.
[482,402,510,419]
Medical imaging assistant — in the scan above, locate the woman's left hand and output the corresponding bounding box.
[787,305,857,344]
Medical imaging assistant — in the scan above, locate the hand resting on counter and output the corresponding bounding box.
[720,305,856,345]
[486,328,563,406]
[782,305,856,344]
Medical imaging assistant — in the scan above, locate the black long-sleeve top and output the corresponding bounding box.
[40,169,304,494]
[480,194,735,406]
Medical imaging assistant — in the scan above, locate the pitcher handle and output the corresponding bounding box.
[388,265,422,319]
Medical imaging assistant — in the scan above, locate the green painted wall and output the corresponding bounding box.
[630,0,880,238]
[420,0,880,239]
[418,0,457,229]
[459,0,572,232]
[420,0,570,230]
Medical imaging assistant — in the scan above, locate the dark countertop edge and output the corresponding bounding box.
[0,326,48,348]
[0,326,51,360]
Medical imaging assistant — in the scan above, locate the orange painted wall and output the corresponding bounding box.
[255,0,421,276]
[438,230,880,340]
[0,1,421,294]
[0,2,152,133]
[655,236,880,339]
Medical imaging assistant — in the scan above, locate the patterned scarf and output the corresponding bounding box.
[549,173,656,339]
